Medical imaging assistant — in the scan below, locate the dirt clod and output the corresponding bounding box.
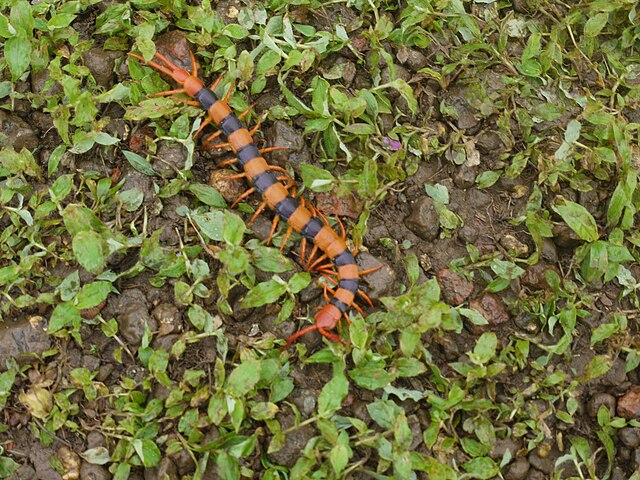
[618,387,640,419]
[404,196,440,241]
[469,293,510,326]
[437,269,473,305]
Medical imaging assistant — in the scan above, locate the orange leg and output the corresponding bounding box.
[217,147,289,167]
[319,271,374,309]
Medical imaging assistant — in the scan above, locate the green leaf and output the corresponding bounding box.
[470,333,497,364]
[222,211,246,245]
[300,164,336,192]
[227,357,260,396]
[584,12,608,37]
[0,456,20,477]
[123,150,156,176]
[287,272,310,294]
[367,399,403,429]
[75,282,112,309]
[49,302,82,334]
[350,366,394,390]
[80,447,111,465]
[73,230,105,273]
[131,439,161,468]
[476,170,501,189]
[189,183,227,208]
[462,457,499,479]
[317,370,348,417]
[553,200,599,242]
[241,278,287,308]
[252,247,292,273]
[5,35,31,80]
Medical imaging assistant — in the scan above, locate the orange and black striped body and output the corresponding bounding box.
[130,51,360,344]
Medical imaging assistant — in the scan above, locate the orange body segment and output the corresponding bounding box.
[262,182,289,209]
[338,263,359,279]
[334,288,355,306]
[243,157,269,178]
[184,76,204,96]
[228,129,254,151]
[288,206,313,232]
[208,101,232,124]
[314,226,339,253]
[325,238,347,259]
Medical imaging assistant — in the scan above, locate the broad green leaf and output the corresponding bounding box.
[80,447,111,465]
[49,302,82,334]
[227,357,260,396]
[240,279,287,308]
[131,439,161,468]
[5,35,31,80]
[553,200,599,242]
[122,150,156,176]
[189,183,227,208]
[584,12,608,37]
[73,230,105,273]
[318,370,348,417]
[75,282,112,309]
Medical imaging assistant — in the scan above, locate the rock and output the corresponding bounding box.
[208,168,246,204]
[9,463,36,479]
[83,48,119,88]
[107,289,156,346]
[540,238,558,263]
[404,196,440,241]
[152,303,182,337]
[527,443,558,474]
[314,190,363,219]
[476,131,505,153]
[513,314,540,334]
[0,316,51,365]
[525,469,546,480]
[265,121,311,169]
[586,392,616,418]
[152,334,180,356]
[153,143,188,178]
[469,293,510,325]
[144,458,178,480]
[521,263,559,290]
[79,462,110,480]
[499,234,529,257]
[437,269,474,305]
[453,164,477,189]
[153,30,193,71]
[86,432,106,449]
[446,83,480,130]
[397,46,429,72]
[0,110,38,150]
[505,457,530,480]
[30,69,62,96]
[457,223,479,244]
[268,418,316,467]
[489,437,522,461]
[552,224,582,248]
[618,387,640,419]
[611,467,627,480]
[620,427,640,448]
[29,444,62,479]
[168,446,196,476]
[357,252,396,298]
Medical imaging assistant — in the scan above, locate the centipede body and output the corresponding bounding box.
[130,50,360,345]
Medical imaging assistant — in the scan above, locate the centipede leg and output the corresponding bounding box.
[320,272,374,309]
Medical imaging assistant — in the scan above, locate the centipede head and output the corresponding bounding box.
[282,304,343,349]
[128,50,203,95]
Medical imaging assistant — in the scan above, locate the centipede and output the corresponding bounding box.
[129,48,374,347]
